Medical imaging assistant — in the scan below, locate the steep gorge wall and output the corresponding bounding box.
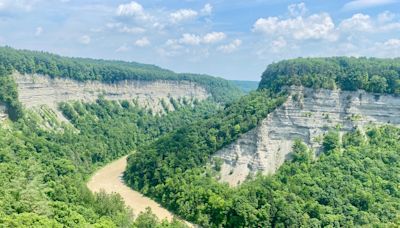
[214,86,400,186]
[13,72,209,120]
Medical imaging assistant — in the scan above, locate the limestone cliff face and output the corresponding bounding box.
[12,72,209,120]
[214,86,400,186]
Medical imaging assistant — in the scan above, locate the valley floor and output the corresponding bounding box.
[87,156,176,222]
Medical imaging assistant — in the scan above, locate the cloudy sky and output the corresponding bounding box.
[0,0,400,80]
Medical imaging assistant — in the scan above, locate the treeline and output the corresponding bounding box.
[0,46,242,104]
[0,98,217,227]
[259,57,400,94]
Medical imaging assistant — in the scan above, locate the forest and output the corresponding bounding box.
[0,96,220,227]
[1,54,400,227]
[0,46,242,108]
[259,57,400,94]
[124,57,400,227]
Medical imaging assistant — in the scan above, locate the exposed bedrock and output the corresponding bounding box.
[214,86,400,186]
[11,72,209,120]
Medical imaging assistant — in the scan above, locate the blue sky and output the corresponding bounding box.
[0,0,400,81]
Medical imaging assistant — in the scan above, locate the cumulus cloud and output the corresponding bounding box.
[203,32,226,44]
[170,9,198,23]
[339,13,373,32]
[217,39,242,53]
[79,35,91,45]
[135,37,150,47]
[253,13,337,41]
[339,12,400,33]
[343,0,396,11]
[116,1,150,21]
[179,33,201,45]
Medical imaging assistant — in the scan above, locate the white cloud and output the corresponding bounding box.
[79,35,91,45]
[203,32,226,44]
[339,13,373,32]
[179,33,202,45]
[106,22,145,34]
[339,13,400,33]
[173,32,226,46]
[116,1,149,21]
[383,38,400,48]
[35,26,43,36]
[288,2,307,17]
[217,39,242,53]
[343,0,396,11]
[253,13,337,41]
[135,37,150,47]
[201,3,213,15]
[170,9,198,23]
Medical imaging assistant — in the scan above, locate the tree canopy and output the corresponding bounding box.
[259,57,400,94]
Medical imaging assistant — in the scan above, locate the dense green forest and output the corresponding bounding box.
[230,80,259,93]
[1,54,400,227]
[259,57,400,94]
[0,98,219,227]
[126,117,400,227]
[0,46,242,109]
[124,57,400,227]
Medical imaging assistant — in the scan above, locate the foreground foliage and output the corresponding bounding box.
[0,99,217,227]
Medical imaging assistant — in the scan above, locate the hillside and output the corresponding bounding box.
[215,57,400,185]
[124,57,400,227]
[0,46,242,121]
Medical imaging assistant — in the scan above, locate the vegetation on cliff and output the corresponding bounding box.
[0,46,242,105]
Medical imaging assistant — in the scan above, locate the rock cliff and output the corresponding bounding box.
[12,72,209,121]
[214,86,400,186]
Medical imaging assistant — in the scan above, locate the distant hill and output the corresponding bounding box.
[230,80,259,93]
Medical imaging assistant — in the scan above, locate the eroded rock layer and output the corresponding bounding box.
[215,86,400,186]
[13,72,209,118]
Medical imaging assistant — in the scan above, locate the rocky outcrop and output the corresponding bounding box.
[0,103,7,121]
[214,86,400,186]
[13,72,209,120]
